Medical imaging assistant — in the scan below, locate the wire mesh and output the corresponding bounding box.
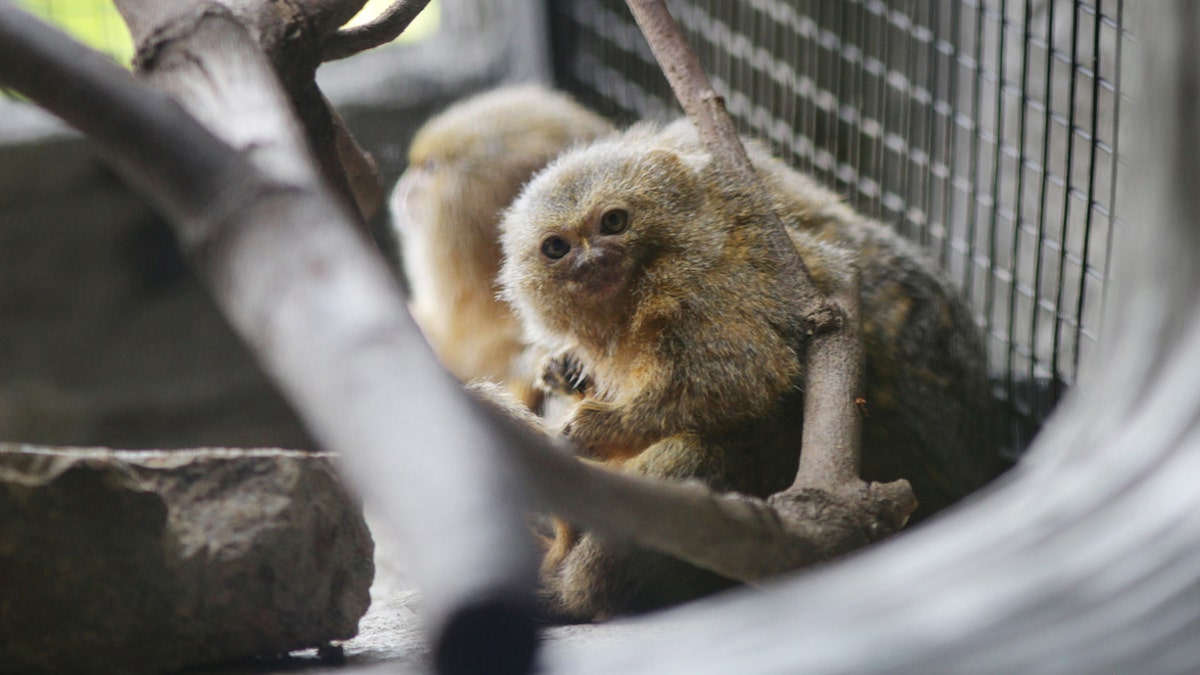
[548,0,1127,455]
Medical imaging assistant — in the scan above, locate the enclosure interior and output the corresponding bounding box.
[0,0,1127,458]
[548,0,1127,457]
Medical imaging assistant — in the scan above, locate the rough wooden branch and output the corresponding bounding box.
[792,268,866,488]
[322,0,432,62]
[113,0,385,223]
[0,6,536,674]
[491,423,913,583]
[624,0,814,298]
[329,97,385,219]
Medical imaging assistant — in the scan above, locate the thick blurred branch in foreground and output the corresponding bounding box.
[0,3,539,674]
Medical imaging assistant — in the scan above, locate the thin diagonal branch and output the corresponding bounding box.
[623,0,906,508]
[321,0,432,62]
[624,0,815,298]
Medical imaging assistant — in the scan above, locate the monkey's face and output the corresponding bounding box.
[534,204,637,302]
[504,200,645,347]
[393,136,509,245]
[500,143,714,346]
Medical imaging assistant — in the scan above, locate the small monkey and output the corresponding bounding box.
[391,85,614,405]
[500,121,999,621]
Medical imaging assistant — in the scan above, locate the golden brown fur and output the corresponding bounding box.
[391,85,614,405]
[500,121,1000,621]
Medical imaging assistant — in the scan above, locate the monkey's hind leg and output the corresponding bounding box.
[537,433,740,622]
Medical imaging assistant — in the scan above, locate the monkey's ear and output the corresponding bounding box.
[638,147,706,182]
[633,148,708,211]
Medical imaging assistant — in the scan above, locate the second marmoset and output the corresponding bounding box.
[499,121,1000,621]
[390,86,613,407]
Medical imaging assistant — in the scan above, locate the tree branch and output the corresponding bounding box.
[321,0,432,62]
[505,430,914,583]
[329,97,385,219]
[792,268,866,488]
[113,0,385,224]
[624,0,814,301]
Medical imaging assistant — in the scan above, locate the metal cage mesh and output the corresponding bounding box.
[548,0,1127,455]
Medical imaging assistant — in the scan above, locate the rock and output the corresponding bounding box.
[0,445,374,675]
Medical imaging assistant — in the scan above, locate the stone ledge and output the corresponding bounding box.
[0,445,374,675]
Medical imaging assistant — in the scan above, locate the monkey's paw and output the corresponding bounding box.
[541,350,593,396]
[561,400,626,444]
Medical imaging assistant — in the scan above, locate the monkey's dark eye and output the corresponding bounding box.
[541,235,571,260]
[599,208,629,235]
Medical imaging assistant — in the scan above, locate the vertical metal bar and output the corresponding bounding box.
[983,0,1012,374]
[1026,0,1058,414]
[962,1,987,313]
[783,2,800,168]
[829,0,845,190]
[896,3,917,242]
[1049,0,1083,393]
[918,2,942,253]
[872,0,893,220]
[760,4,777,156]
[803,0,819,174]
[841,0,861,210]
[1070,0,1109,379]
[939,0,964,271]
[1003,0,1034,431]
[736,0,749,132]
[1097,0,1125,342]
[601,0,618,115]
[854,0,875,215]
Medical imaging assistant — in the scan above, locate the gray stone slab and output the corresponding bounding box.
[0,446,374,675]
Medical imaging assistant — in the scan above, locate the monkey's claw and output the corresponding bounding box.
[542,351,592,395]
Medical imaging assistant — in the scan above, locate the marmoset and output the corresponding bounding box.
[391,85,613,405]
[499,121,1000,621]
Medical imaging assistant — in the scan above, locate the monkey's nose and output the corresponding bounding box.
[566,247,625,298]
